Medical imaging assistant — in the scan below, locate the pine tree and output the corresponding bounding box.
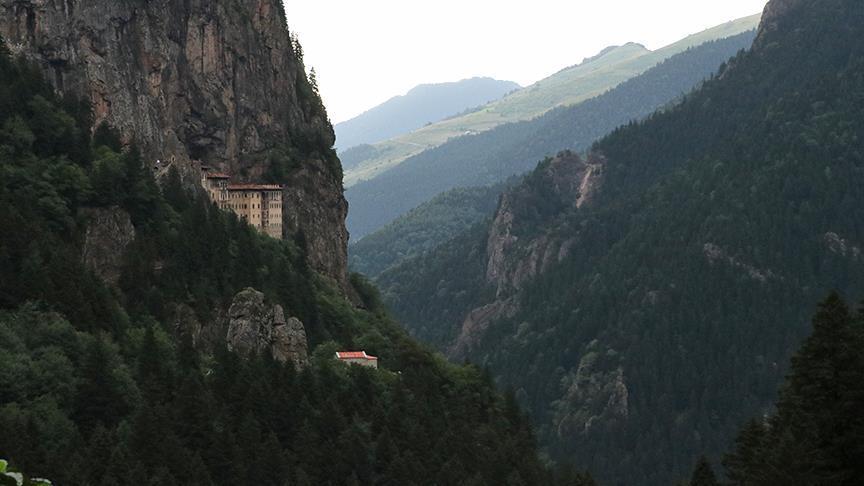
[162,166,189,212]
[73,334,133,431]
[722,419,767,485]
[723,293,864,485]
[688,456,719,486]
[308,67,319,94]
[771,292,861,483]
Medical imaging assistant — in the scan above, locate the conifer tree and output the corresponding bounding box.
[722,419,767,485]
[688,456,719,486]
[771,292,861,483]
[723,293,864,485]
[74,334,133,431]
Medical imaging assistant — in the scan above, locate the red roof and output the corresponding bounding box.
[227,184,283,191]
[336,351,378,360]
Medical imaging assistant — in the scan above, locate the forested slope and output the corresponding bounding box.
[379,0,864,483]
[349,182,509,278]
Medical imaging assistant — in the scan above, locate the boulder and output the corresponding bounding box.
[226,288,308,367]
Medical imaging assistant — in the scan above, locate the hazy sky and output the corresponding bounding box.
[284,0,769,124]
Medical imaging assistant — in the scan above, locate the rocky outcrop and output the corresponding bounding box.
[823,232,862,261]
[552,347,629,438]
[81,206,135,285]
[449,152,603,357]
[0,0,350,289]
[756,0,808,42]
[703,242,780,282]
[450,299,516,360]
[226,288,308,367]
[485,152,602,298]
[282,157,350,289]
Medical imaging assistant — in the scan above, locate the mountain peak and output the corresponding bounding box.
[580,42,650,66]
[335,77,519,149]
[755,0,808,45]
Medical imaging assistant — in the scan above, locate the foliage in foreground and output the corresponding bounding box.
[719,293,864,485]
[0,459,51,486]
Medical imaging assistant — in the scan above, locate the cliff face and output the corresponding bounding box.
[755,0,808,46]
[450,151,603,358]
[0,0,349,287]
[485,152,602,298]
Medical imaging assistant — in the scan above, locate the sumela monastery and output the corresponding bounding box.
[200,166,284,240]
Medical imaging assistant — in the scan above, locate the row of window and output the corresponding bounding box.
[227,192,282,199]
[222,203,282,210]
[223,204,284,217]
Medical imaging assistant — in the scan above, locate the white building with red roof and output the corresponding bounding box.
[335,351,379,369]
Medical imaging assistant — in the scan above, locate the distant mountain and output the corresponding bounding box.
[342,13,761,187]
[378,0,864,483]
[335,77,519,150]
[347,29,757,239]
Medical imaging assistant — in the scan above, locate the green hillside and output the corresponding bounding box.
[335,77,520,151]
[343,13,761,187]
[378,0,864,483]
[349,182,509,278]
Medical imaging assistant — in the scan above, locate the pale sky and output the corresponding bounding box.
[283,0,769,124]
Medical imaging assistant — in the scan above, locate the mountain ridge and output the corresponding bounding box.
[342,13,761,188]
[334,77,519,150]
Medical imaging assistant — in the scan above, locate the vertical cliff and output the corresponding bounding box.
[0,0,349,288]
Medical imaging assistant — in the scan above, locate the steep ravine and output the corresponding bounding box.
[0,0,349,288]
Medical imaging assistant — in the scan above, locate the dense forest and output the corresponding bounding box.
[0,37,584,485]
[379,0,864,483]
[346,30,756,239]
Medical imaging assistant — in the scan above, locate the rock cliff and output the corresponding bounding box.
[451,151,603,358]
[755,0,808,46]
[226,288,308,367]
[0,0,350,288]
[485,151,602,298]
